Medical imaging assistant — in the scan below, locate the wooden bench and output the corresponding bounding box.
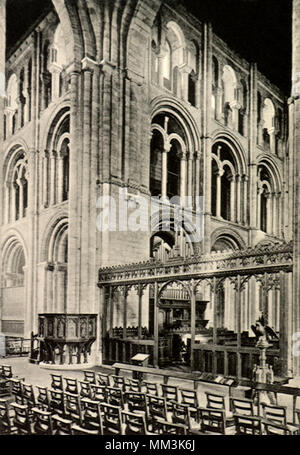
[112,362,235,392]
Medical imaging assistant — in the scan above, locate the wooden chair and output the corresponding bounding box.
[52,415,73,435]
[36,386,50,411]
[49,389,65,416]
[124,391,147,414]
[262,403,299,434]
[83,370,96,384]
[11,403,32,435]
[90,384,107,403]
[81,398,103,434]
[230,397,255,416]
[124,378,141,393]
[106,386,124,409]
[143,381,159,396]
[64,392,83,425]
[171,402,192,429]
[32,407,53,435]
[234,414,263,435]
[22,383,36,410]
[10,378,23,398]
[157,421,187,435]
[205,392,234,426]
[264,421,294,435]
[111,375,125,391]
[79,381,91,399]
[180,388,199,408]
[122,411,147,435]
[161,384,179,407]
[101,403,123,435]
[0,398,16,434]
[195,407,227,435]
[64,377,78,394]
[147,395,168,433]
[96,373,110,386]
[0,365,13,379]
[50,374,63,391]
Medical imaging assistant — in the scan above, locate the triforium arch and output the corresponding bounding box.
[40,216,68,313]
[3,144,29,224]
[211,134,247,224]
[211,229,246,252]
[1,233,27,337]
[256,155,282,236]
[42,106,70,208]
[150,97,201,206]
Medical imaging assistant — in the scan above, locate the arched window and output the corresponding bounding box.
[8,154,28,221]
[212,56,219,118]
[238,80,247,136]
[61,138,70,202]
[150,113,186,202]
[162,40,172,89]
[262,98,275,151]
[211,141,245,224]
[222,65,237,128]
[151,40,159,84]
[187,41,197,106]
[50,23,68,99]
[42,41,51,109]
[257,164,277,234]
[6,74,18,136]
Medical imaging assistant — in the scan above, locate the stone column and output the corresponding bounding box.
[5,181,10,224]
[49,62,62,101]
[161,148,168,198]
[187,151,193,207]
[216,170,222,217]
[243,175,248,225]
[180,152,187,205]
[57,150,64,204]
[50,150,57,206]
[42,150,49,208]
[268,127,276,153]
[229,175,235,222]
[236,174,241,223]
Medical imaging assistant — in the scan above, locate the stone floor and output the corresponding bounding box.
[0,356,298,424]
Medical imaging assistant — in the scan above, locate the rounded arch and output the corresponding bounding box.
[211,228,246,252]
[51,0,85,64]
[263,97,275,130]
[256,154,282,192]
[151,96,201,152]
[40,213,68,262]
[45,106,70,151]
[212,131,247,176]
[3,143,28,183]
[222,64,237,103]
[40,102,70,151]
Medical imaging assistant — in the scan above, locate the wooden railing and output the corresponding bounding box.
[4,337,31,357]
[103,337,154,366]
[193,344,280,380]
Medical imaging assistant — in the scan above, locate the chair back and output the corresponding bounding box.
[10,378,22,397]
[262,403,287,425]
[205,392,226,410]
[90,384,107,402]
[36,386,50,410]
[51,374,63,391]
[0,399,12,433]
[122,411,147,435]
[83,370,96,384]
[106,386,124,408]
[230,398,254,416]
[0,365,12,379]
[198,407,226,434]
[234,414,263,435]
[125,391,147,413]
[64,377,78,394]
[180,389,198,408]
[101,403,122,435]
[161,384,178,403]
[147,395,167,421]
[79,381,91,399]
[11,403,32,434]
[125,378,141,393]
[111,375,125,391]
[143,381,158,396]
[49,389,65,415]
[65,392,82,425]
[32,407,53,435]
[81,398,103,434]
[171,402,191,428]
[22,383,36,408]
[96,373,110,386]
